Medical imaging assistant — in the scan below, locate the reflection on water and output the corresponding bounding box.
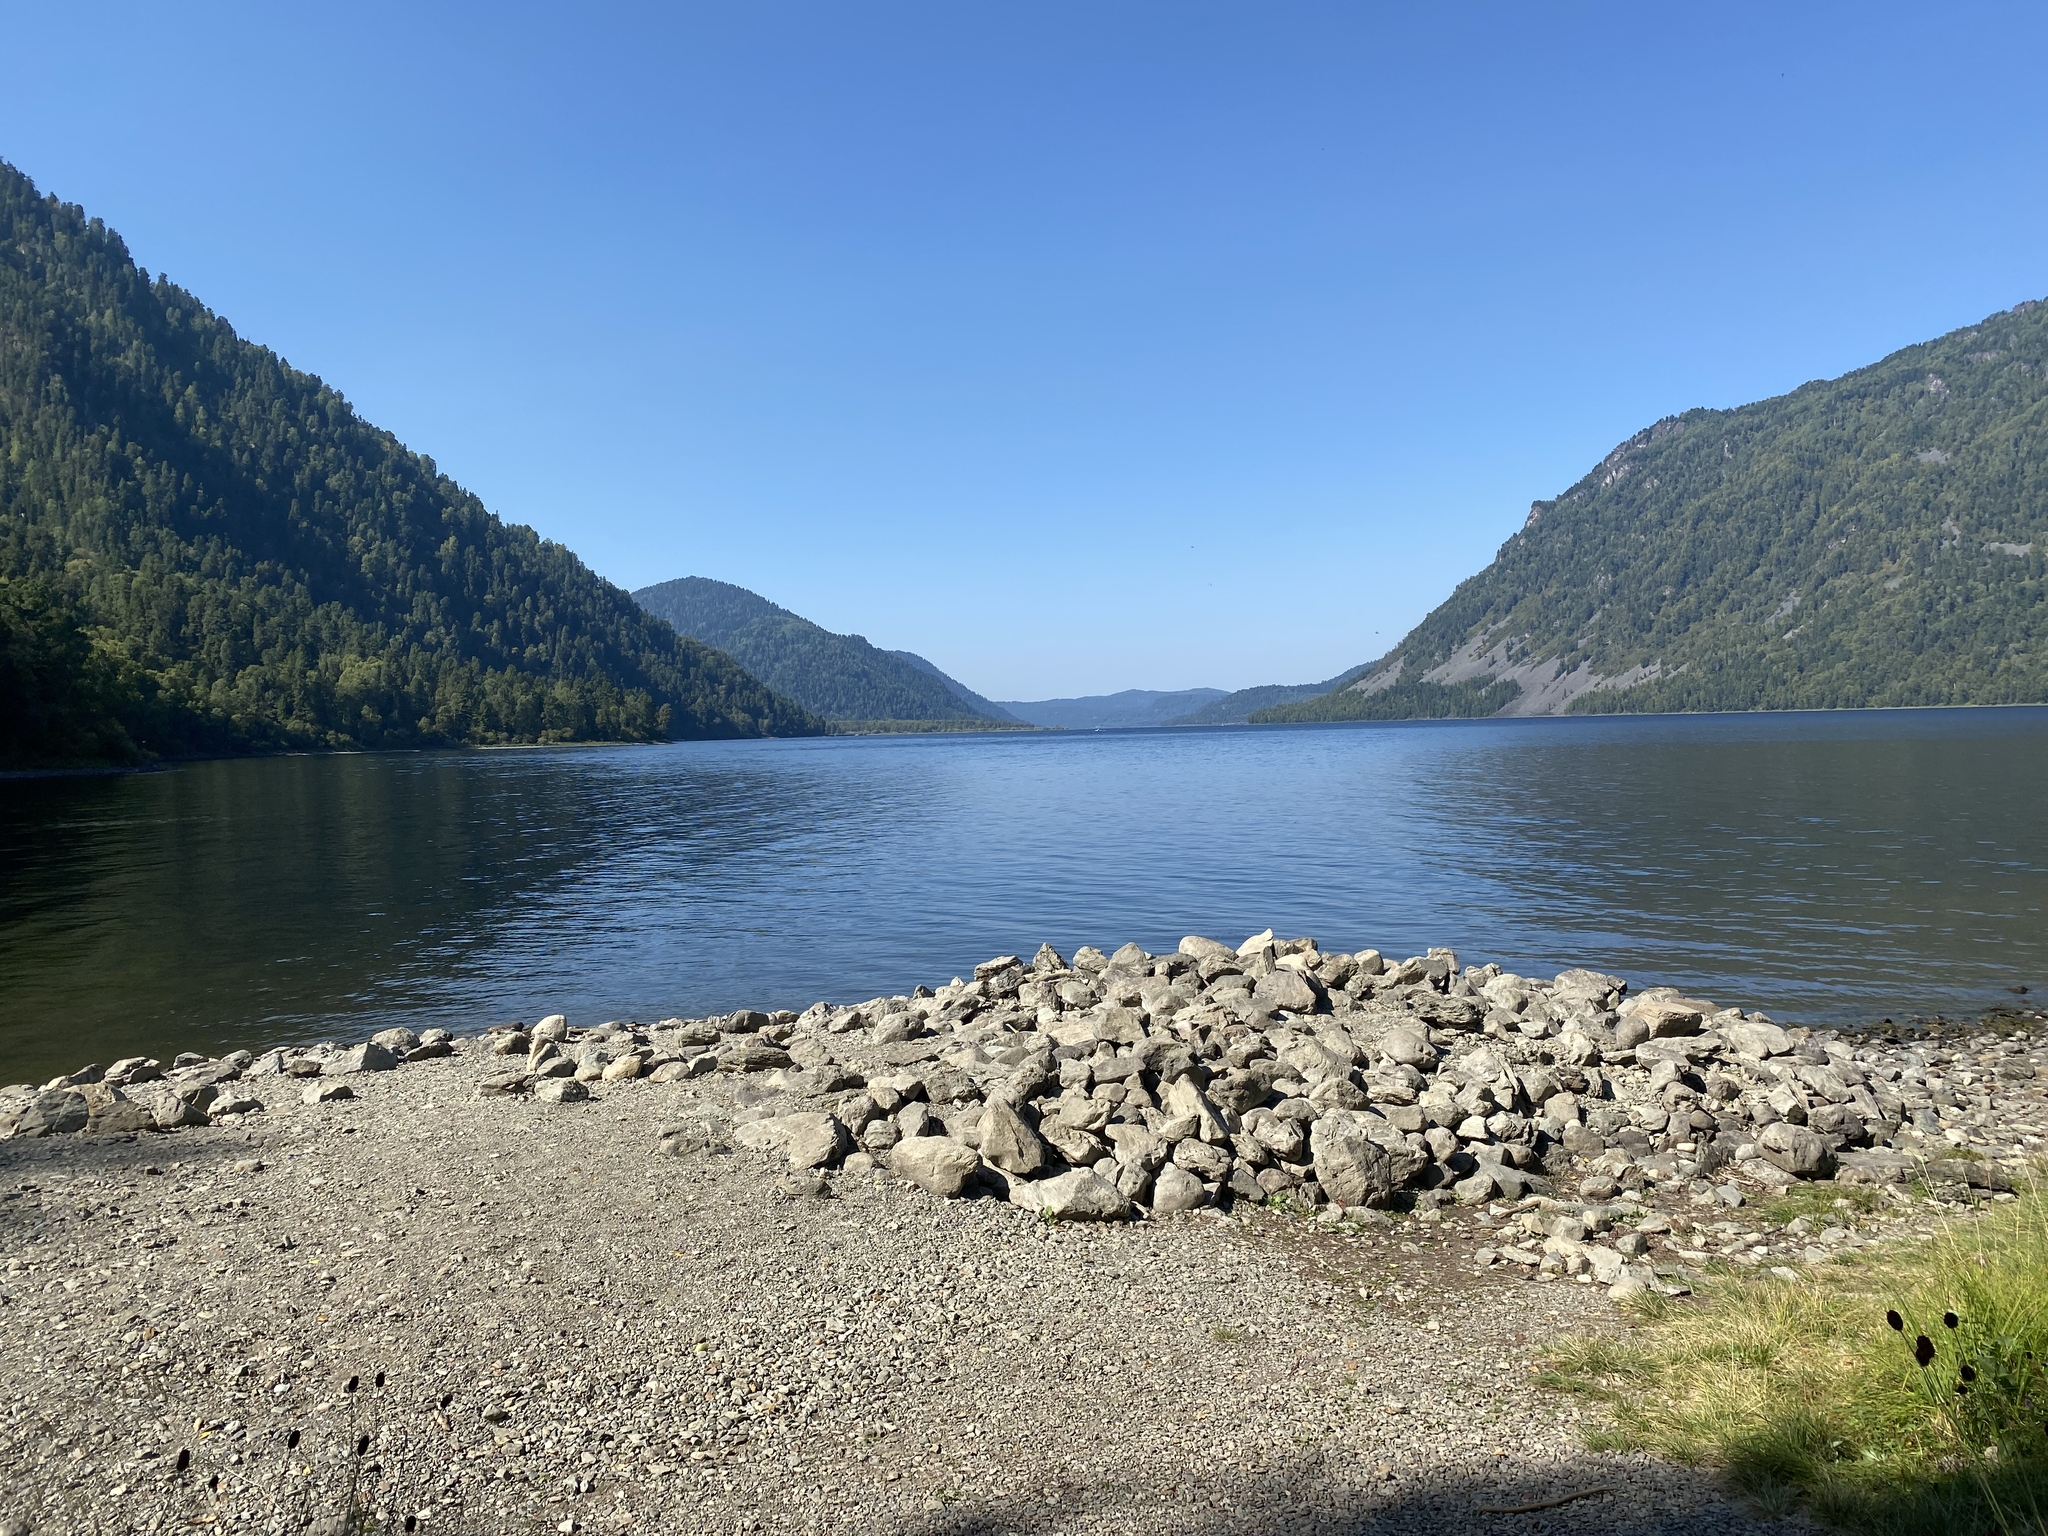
[2,708,2043,1084]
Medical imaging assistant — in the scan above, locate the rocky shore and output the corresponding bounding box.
[3,932,2043,1535]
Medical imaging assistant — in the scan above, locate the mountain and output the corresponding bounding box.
[632,576,1006,725]
[887,649,1026,724]
[1168,662,1378,725]
[0,161,820,768]
[1258,296,2048,723]
[997,688,1228,730]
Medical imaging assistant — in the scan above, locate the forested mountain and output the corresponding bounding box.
[886,649,1025,724]
[0,161,820,767]
[1259,296,2048,723]
[632,576,1003,724]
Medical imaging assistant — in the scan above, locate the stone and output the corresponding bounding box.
[1172,1138,1233,1182]
[87,1101,158,1135]
[477,1072,530,1097]
[1150,1162,1207,1214]
[734,1113,849,1171]
[602,1054,646,1082]
[890,1136,982,1197]
[1757,1121,1835,1179]
[1380,1026,1435,1068]
[921,1067,982,1106]
[977,1099,1050,1176]
[654,1121,717,1156]
[209,1091,264,1118]
[102,1057,164,1086]
[1040,1122,1111,1166]
[866,1073,927,1114]
[532,1015,569,1042]
[1627,1000,1703,1038]
[369,1027,419,1053]
[1927,1156,2013,1192]
[532,1078,590,1104]
[718,1039,792,1074]
[1161,1077,1229,1143]
[1250,1115,1307,1161]
[1309,1115,1396,1208]
[4,1089,91,1137]
[1452,1169,1499,1203]
[1011,1169,1130,1221]
[301,1082,356,1106]
[1252,969,1323,1015]
[333,1042,399,1074]
[488,1032,531,1057]
[1720,1018,1794,1058]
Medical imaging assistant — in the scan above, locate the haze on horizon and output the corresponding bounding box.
[5,1,2043,700]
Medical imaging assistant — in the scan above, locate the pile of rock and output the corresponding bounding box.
[606,932,2048,1266]
[7,928,2041,1301]
[0,1028,454,1138]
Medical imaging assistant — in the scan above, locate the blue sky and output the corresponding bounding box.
[5,3,2044,698]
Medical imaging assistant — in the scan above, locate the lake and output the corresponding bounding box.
[2,708,2043,1086]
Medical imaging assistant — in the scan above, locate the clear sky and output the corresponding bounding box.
[4,3,2044,699]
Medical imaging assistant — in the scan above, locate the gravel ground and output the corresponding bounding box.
[0,1049,1786,1536]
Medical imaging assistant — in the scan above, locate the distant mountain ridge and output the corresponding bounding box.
[0,162,820,768]
[1167,662,1378,725]
[1260,295,2048,723]
[997,688,1227,731]
[632,577,1005,725]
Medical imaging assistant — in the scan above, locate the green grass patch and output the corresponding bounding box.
[1539,1179,2048,1535]
[1747,1182,1885,1229]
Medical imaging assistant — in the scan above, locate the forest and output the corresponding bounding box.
[0,162,820,768]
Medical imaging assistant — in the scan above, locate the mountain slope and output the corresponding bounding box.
[0,161,820,766]
[632,576,1001,724]
[997,688,1227,730]
[1259,296,2048,723]
[887,649,1025,723]
[1168,662,1377,725]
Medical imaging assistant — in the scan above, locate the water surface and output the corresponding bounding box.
[2,709,2043,1085]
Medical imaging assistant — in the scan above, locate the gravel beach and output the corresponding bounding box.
[6,933,2043,1536]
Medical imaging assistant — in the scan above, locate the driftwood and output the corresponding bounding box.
[1474,1485,1613,1514]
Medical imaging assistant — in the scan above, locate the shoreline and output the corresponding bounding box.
[5,932,2046,1533]
[10,696,2044,778]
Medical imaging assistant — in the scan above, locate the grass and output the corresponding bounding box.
[1746,1182,1885,1229]
[1539,1179,2048,1536]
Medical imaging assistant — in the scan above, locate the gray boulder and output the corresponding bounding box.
[1011,1169,1129,1221]
[733,1112,849,1171]
[1149,1163,1208,1214]
[1721,1018,1794,1058]
[890,1136,981,1197]
[2,1089,90,1138]
[334,1042,399,1074]
[718,1039,792,1074]
[1757,1121,1835,1179]
[977,1099,1050,1176]
[1253,968,1324,1015]
[1172,1138,1233,1182]
[1310,1114,1395,1208]
[532,1077,589,1104]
